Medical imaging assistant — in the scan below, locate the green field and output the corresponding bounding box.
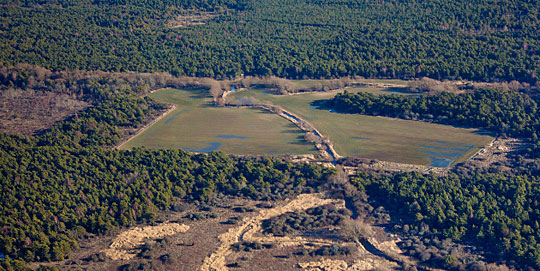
[119,88,317,155]
[231,87,494,166]
[122,84,493,166]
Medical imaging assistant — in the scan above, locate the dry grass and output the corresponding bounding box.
[102,223,190,260]
[0,90,88,135]
[168,11,218,28]
[200,193,341,271]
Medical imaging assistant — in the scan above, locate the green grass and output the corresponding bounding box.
[231,87,493,166]
[119,88,317,155]
[121,85,493,166]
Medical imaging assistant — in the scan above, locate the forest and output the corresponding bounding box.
[1,0,540,269]
[353,170,540,269]
[0,0,538,83]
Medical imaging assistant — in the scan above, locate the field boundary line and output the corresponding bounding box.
[115,104,177,149]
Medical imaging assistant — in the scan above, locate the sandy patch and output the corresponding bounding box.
[200,193,342,271]
[298,257,398,271]
[102,222,189,260]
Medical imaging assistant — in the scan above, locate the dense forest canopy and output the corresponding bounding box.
[1,0,540,269]
[354,170,540,269]
[0,0,538,82]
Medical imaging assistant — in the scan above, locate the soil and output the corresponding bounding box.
[200,194,341,271]
[464,137,526,169]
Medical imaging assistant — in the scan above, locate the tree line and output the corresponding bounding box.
[321,87,540,269]
[353,170,540,270]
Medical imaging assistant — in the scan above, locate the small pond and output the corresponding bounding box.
[183,142,222,153]
[216,134,249,139]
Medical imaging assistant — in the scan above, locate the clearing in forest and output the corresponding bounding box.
[118,88,317,155]
[120,82,492,167]
[230,86,493,166]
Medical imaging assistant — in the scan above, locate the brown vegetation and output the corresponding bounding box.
[408,77,536,95]
[0,64,230,135]
[407,77,460,94]
[102,223,190,261]
[167,11,218,28]
[200,194,341,271]
[0,89,89,135]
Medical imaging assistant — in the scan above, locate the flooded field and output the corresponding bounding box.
[122,85,492,167]
[119,88,317,155]
[231,88,493,167]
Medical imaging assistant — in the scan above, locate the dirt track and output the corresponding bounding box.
[200,194,341,271]
[298,257,399,271]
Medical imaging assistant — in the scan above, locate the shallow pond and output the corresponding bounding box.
[216,134,249,139]
[183,142,222,153]
[429,157,453,168]
[423,140,476,167]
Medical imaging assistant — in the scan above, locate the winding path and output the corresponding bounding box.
[199,194,341,271]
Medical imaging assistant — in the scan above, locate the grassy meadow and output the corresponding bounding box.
[121,83,493,166]
[119,88,317,155]
[231,87,493,166]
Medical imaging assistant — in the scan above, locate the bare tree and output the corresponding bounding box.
[339,217,373,242]
[408,77,458,93]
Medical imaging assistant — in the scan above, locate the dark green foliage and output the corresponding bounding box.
[310,244,351,256]
[231,242,263,252]
[118,261,153,271]
[353,171,540,269]
[37,96,156,148]
[327,86,540,269]
[262,204,344,236]
[0,258,32,271]
[0,0,538,82]
[0,139,333,262]
[325,89,540,157]
[183,212,218,220]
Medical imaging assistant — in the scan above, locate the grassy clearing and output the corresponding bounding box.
[231,87,493,166]
[119,88,317,155]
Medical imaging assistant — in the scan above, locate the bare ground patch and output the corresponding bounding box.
[102,222,190,261]
[200,194,341,271]
[0,89,88,135]
[167,11,218,28]
[465,137,528,170]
